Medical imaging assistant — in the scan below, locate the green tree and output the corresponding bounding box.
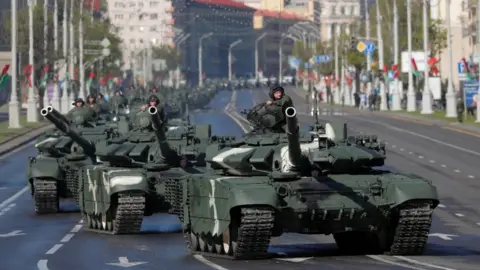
[152,45,182,70]
[4,0,123,77]
[355,0,447,66]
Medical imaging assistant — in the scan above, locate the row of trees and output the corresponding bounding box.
[291,0,447,77]
[3,0,123,80]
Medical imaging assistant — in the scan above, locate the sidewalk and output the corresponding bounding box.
[288,86,480,134]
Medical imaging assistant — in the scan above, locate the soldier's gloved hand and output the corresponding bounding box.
[266,100,272,105]
[140,105,147,111]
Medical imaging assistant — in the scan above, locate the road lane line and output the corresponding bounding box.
[60,233,75,243]
[394,256,456,270]
[70,225,82,233]
[46,244,63,255]
[366,255,426,270]
[37,259,49,270]
[0,186,29,211]
[442,126,480,138]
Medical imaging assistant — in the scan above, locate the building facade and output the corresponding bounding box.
[318,0,361,41]
[174,0,256,84]
[106,0,175,69]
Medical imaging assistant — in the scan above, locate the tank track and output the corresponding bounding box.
[185,207,275,260]
[33,179,59,214]
[388,203,433,255]
[65,168,79,204]
[164,179,184,220]
[84,194,145,234]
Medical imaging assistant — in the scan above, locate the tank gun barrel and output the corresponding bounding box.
[148,106,180,165]
[285,107,302,168]
[40,107,96,156]
[46,106,71,124]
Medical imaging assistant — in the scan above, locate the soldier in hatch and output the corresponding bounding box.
[66,98,95,122]
[140,95,167,122]
[265,85,294,113]
[86,94,101,114]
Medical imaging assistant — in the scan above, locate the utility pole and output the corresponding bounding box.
[69,0,75,101]
[42,0,49,108]
[27,0,38,122]
[445,0,456,117]
[9,0,21,128]
[61,0,69,114]
[198,33,212,86]
[51,0,61,111]
[391,0,401,111]
[376,0,387,111]
[406,0,416,111]
[79,0,85,100]
[365,0,372,99]
[229,39,242,81]
[476,0,480,122]
[421,0,432,114]
[334,24,340,104]
[255,33,267,80]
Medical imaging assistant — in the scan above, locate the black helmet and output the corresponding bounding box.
[148,95,160,103]
[86,94,96,104]
[269,84,284,98]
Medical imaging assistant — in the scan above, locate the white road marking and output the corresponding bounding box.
[441,164,447,168]
[60,233,75,243]
[409,152,413,154]
[476,222,480,226]
[455,213,465,217]
[454,169,460,173]
[194,255,229,270]
[46,244,63,255]
[438,204,446,208]
[394,256,457,270]
[37,259,49,270]
[392,145,396,148]
[0,186,28,211]
[429,160,435,163]
[366,255,425,270]
[418,156,424,159]
[400,148,404,151]
[468,175,475,178]
[70,225,82,233]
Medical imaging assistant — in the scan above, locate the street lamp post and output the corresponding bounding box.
[421,0,432,114]
[376,0,387,111]
[406,0,416,112]
[27,0,38,122]
[68,0,75,103]
[445,0,456,117]
[228,39,242,81]
[9,0,20,128]
[51,0,61,111]
[78,0,85,100]
[176,34,190,89]
[279,35,295,84]
[391,0,401,111]
[198,32,213,87]
[255,33,267,80]
[61,0,69,114]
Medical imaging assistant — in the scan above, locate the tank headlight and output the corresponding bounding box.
[112,116,118,121]
[125,109,130,114]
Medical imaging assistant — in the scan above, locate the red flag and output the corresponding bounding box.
[84,0,100,11]
[100,77,106,85]
[89,71,95,78]
[382,64,387,73]
[1,64,9,76]
[24,65,33,87]
[410,58,418,71]
[461,58,470,73]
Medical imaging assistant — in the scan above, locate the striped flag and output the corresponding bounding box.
[411,58,421,77]
[0,64,10,88]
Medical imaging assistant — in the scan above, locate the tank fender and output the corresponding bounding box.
[188,177,277,237]
[28,156,62,182]
[381,174,439,208]
[81,166,148,215]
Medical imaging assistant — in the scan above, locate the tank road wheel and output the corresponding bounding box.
[213,235,225,254]
[222,229,233,255]
[86,214,94,229]
[198,233,208,252]
[188,232,199,251]
[33,178,59,214]
[206,234,215,253]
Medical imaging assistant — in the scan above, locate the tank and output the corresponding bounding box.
[173,107,439,259]
[29,106,116,214]
[77,106,219,234]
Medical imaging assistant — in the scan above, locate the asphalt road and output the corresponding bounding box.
[0,89,478,270]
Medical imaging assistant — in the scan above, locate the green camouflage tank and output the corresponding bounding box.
[78,105,217,234]
[172,107,439,259]
[30,106,118,214]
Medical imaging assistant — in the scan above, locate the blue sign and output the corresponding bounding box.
[388,70,394,80]
[463,80,478,108]
[313,55,331,63]
[288,56,300,69]
[458,61,470,73]
[304,63,311,69]
[366,42,376,55]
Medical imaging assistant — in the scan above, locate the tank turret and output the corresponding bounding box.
[40,107,96,156]
[148,106,181,166]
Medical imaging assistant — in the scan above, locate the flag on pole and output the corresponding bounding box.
[86,71,95,91]
[411,58,421,77]
[461,58,473,81]
[40,65,50,88]
[107,72,114,89]
[24,65,33,87]
[0,64,10,88]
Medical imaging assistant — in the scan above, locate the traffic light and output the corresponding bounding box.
[350,36,357,50]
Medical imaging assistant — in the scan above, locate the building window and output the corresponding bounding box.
[139,39,144,44]
[114,14,124,20]
[130,26,135,31]
[331,6,336,15]
[150,26,157,32]
[138,1,144,8]
[340,6,345,15]
[129,1,136,7]
[150,1,159,7]
[115,2,125,8]
[130,38,135,44]
[150,13,158,20]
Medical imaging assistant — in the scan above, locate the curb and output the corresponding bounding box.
[0,124,54,157]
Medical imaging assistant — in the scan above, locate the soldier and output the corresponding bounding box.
[265,85,294,113]
[456,96,464,123]
[67,98,94,122]
[86,94,101,114]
